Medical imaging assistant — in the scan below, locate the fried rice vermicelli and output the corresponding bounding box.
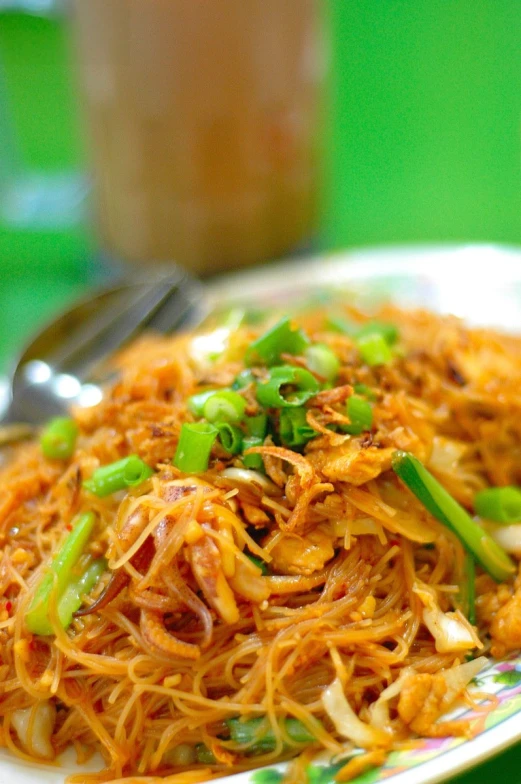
[0,303,521,783]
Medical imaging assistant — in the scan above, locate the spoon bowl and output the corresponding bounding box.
[0,267,204,429]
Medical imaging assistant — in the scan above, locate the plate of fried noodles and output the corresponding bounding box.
[5,244,521,784]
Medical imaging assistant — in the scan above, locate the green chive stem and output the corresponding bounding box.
[26,511,97,635]
[392,450,515,582]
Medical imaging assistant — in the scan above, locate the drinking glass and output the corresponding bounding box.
[72,0,327,275]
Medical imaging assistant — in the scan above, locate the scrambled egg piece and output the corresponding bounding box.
[307,440,395,485]
[264,524,335,575]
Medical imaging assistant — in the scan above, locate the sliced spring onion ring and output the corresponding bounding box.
[279,407,317,447]
[203,390,246,424]
[216,422,243,455]
[173,423,218,473]
[40,417,78,460]
[357,333,393,366]
[256,365,319,408]
[474,486,521,524]
[245,316,310,366]
[84,455,154,497]
[305,343,340,382]
[343,395,373,435]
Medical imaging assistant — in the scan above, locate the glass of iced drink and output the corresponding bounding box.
[72,0,327,275]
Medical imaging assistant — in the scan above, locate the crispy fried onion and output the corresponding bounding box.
[243,446,315,489]
[243,445,334,532]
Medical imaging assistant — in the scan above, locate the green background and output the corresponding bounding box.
[1,4,521,780]
[2,2,521,373]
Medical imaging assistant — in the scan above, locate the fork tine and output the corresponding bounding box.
[145,276,207,334]
[87,279,206,386]
[46,272,196,380]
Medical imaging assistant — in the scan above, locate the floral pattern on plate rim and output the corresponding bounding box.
[241,654,521,784]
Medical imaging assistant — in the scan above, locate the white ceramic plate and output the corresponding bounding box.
[4,244,521,784]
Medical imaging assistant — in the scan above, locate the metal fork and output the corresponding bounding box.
[1,266,205,431]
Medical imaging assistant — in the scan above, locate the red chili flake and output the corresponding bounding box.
[28,639,36,651]
[66,524,73,532]
[5,601,12,613]
[389,539,400,548]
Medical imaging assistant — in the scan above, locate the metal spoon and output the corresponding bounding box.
[0,265,205,438]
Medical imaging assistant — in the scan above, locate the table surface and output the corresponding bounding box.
[2,5,521,782]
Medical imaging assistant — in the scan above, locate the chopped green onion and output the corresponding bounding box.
[218,307,248,330]
[246,554,269,575]
[392,450,516,582]
[226,717,318,752]
[305,343,340,382]
[279,407,317,447]
[26,511,97,635]
[256,365,319,408]
[244,414,268,439]
[195,745,217,764]
[355,320,399,345]
[474,487,521,524]
[242,436,264,470]
[216,423,243,455]
[174,423,218,473]
[232,370,256,390]
[57,557,107,630]
[84,455,154,497]
[325,316,399,348]
[357,333,393,366]
[325,315,356,335]
[203,390,246,424]
[343,395,373,435]
[40,417,78,460]
[353,383,378,402]
[245,316,310,366]
[187,389,219,417]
